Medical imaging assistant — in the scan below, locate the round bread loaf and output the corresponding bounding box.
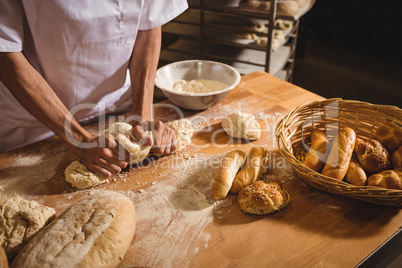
[375,122,402,153]
[238,180,290,215]
[367,169,402,190]
[391,146,402,169]
[354,138,391,174]
[11,191,135,268]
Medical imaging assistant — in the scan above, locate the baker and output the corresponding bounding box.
[0,0,188,178]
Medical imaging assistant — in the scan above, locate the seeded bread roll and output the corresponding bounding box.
[391,146,402,169]
[238,180,290,215]
[375,122,402,153]
[354,138,391,174]
[302,129,330,172]
[211,150,247,200]
[11,191,136,268]
[321,127,356,180]
[367,169,402,190]
[230,146,269,194]
[345,157,367,186]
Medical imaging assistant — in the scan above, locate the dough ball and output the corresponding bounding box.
[221,111,261,140]
[0,195,55,259]
[166,119,193,153]
[65,160,108,189]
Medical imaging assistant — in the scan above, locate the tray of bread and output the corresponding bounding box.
[276,98,402,206]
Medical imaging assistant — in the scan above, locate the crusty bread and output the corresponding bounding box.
[321,127,356,180]
[230,146,269,194]
[367,169,402,190]
[238,0,300,16]
[238,180,290,215]
[11,191,136,268]
[391,146,402,169]
[345,157,367,186]
[302,129,329,172]
[375,122,402,153]
[354,138,391,174]
[211,150,247,200]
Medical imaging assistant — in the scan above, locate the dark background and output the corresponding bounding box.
[293,0,402,107]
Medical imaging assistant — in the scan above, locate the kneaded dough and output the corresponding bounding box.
[65,119,193,189]
[222,111,261,140]
[0,195,55,259]
[65,160,109,189]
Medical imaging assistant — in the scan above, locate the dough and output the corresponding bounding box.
[0,195,55,259]
[171,79,228,95]
[65,120,193,189]
[221,111,261,140]
[10,191,136,268]
[65,160,109,189]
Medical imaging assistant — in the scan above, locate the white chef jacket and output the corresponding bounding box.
[0,0,188,152]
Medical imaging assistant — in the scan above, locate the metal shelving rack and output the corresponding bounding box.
[161,0,311,82]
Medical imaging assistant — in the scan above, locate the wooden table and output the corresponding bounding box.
[1,71,401,267]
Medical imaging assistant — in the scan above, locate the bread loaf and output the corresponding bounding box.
[230,146,269,194]
[11,191,136,268]
[391,146,402,169]
[345,158,367,186]
[375,122,402,153]
[354,138,391,174]
[367,169,402,190]
[238,180,290,215]
[321,127,356,180]
[211,150,247,200]
[302,129,330,172]
[238,0,300,16]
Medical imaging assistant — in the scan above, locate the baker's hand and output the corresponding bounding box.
[72,134,129,178]
[132,120,177,155]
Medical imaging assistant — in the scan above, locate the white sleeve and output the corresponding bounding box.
[139,0,188,30]
[0,0,24,52]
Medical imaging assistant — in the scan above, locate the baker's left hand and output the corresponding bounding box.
[131,120,177,155]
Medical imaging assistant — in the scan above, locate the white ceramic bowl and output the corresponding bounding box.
[155,60,241,110]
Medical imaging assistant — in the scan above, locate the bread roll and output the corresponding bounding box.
[238,0,299,16]
[354,138,391,174]
[367,169,402,190]
[345,158,367,186]
[375,122,402,153]
[321,127,356,180]
[230,146,269,194]
[11,191,135,268]
[238,180,290,215]
[302,129,330,172]
[211,150,247,200]
[391,146,402,169]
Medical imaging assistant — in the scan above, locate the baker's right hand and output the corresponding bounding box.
[72,134,129,178]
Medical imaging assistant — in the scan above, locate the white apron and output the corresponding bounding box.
[0,0,188,152]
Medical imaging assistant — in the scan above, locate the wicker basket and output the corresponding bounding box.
[276,98,402,206]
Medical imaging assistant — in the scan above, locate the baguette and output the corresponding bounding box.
[211,150,247,200]
[367,169,402,190]
[230,146,269,194]
[302,129,330,172]
[345,157,367,186]
[321,127,356,180]
[11,191,136,268]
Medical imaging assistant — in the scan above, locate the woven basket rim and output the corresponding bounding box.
[276,98,402,205]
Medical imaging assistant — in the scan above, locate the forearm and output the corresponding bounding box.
[129,27,162,122]
[0,52,93,148]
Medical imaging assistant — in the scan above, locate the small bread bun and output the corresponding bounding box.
[322,127,356,180]
[375,122,402,153]
[230,146,269,194]
[391,146,402,169]
[211,150,247,200]
[354,138,391,174]
[238,180,290,215]
[345,157,367,186]
[367,169,402,190]
[302,129,330,172]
